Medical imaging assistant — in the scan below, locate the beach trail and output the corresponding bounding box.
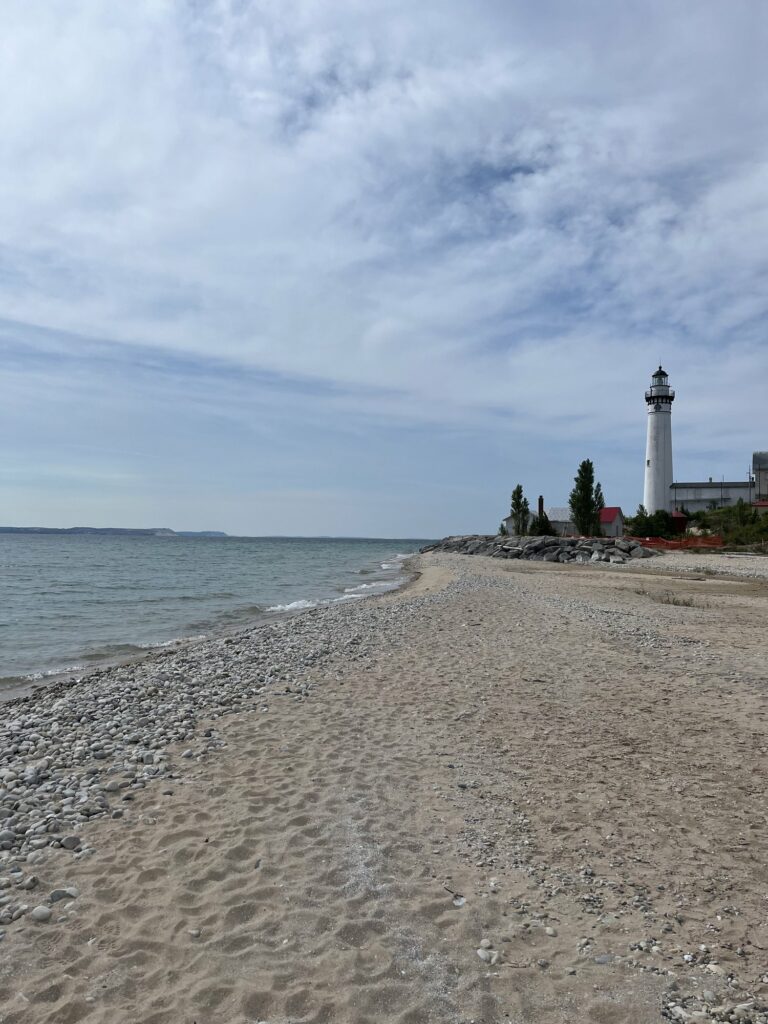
[1,553,767,1023]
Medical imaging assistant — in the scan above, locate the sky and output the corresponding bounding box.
[1,0,767,537]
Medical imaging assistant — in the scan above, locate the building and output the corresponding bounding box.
[671,479,754,514]
[753,452,768,500]
[599,506,625,538]
[545,507,576,536]
[643,366,675,513]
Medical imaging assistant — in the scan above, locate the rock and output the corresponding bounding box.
[104,780,120,793]
[479,938,492,949]
[50,887,79,903]
[544,926,557,937]
[61,836,81,850]
[594,953,615,965]
[477,948,492,962]
[30,905,52,922]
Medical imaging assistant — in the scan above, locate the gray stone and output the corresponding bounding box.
[594,953,616,965]
[50,887,79,903]
[30,905,52,922]
[61,835,81,850]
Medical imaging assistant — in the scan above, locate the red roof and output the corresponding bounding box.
[599,506,623,524]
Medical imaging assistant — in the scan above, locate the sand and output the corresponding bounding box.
[1,552,767,1023]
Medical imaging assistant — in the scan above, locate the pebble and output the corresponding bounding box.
[30,905,52,922]
[50,887,79,903]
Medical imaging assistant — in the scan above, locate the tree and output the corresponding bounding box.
[568,459,604,536]
[529,509,554,536]
[498,521,508,536]
[594,482,605,514]
[625,504,650,536]
[509,484,530,535]
[625,505,675,539]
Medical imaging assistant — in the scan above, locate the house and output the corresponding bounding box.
[545,507,577,537]
[599,506,624,538]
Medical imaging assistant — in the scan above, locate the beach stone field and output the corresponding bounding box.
[1,548,767,1023]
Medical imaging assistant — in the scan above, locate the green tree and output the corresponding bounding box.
[498,521,508,536]
[568,459,604,536]
[529,509,554,536]
[509,484,530,535]
[625,504,650,536]
[626,505,676,539]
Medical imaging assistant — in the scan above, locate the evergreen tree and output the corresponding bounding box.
[498,521,508,536]
[568,459,604,536]
[625,504,650,536]
[529,509,553,536]
[593,482,605,536]
[509,484,530,535]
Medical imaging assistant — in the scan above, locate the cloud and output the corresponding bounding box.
[1,1,766,532]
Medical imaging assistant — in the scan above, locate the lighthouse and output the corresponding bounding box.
[643,366,675,513]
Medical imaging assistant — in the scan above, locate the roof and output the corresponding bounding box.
[671,510,688,519]
[672,481,753,489]
[599,506,623,524]
[652,366,668,378]
[546,507,573,522]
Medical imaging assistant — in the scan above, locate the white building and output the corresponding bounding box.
[643,366,675,513]
[671,479,753,514]
[545,507,576,536]
[599,507,625,538]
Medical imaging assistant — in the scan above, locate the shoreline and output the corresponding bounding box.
[0,554,421,706]
[2,552,767,1023]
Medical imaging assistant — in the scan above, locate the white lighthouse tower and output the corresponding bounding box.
[643,366,675,513]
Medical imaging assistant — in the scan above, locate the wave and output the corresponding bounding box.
[15,662,87,683]
[266,599,319,612]
[266,591,370,613]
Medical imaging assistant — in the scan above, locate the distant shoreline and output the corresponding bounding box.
[0,527,227,537]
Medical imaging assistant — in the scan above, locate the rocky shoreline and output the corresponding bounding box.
[0,594,398,935]
[2,554,767,1024]
[422,533,659,564]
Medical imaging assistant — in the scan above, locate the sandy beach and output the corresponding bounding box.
[1,551,767,1024]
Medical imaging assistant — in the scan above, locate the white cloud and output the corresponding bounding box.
[1,1,766,531]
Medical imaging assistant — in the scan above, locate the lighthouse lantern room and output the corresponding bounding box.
[643,366,675,514]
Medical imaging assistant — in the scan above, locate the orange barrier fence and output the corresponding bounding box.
[626,535,724,550]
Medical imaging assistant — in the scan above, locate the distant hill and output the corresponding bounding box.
[0,527,227,537]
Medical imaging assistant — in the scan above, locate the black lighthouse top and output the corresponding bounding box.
[645,366,675,406]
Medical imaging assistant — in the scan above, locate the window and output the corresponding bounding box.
[646,459,650,467]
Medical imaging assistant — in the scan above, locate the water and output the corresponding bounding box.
[0,535,430,688]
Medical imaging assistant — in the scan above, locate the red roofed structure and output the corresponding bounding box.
[599,506,625,538]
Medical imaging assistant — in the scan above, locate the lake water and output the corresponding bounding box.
[0,535,429,688]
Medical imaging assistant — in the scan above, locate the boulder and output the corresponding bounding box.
[630,546,653,558]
